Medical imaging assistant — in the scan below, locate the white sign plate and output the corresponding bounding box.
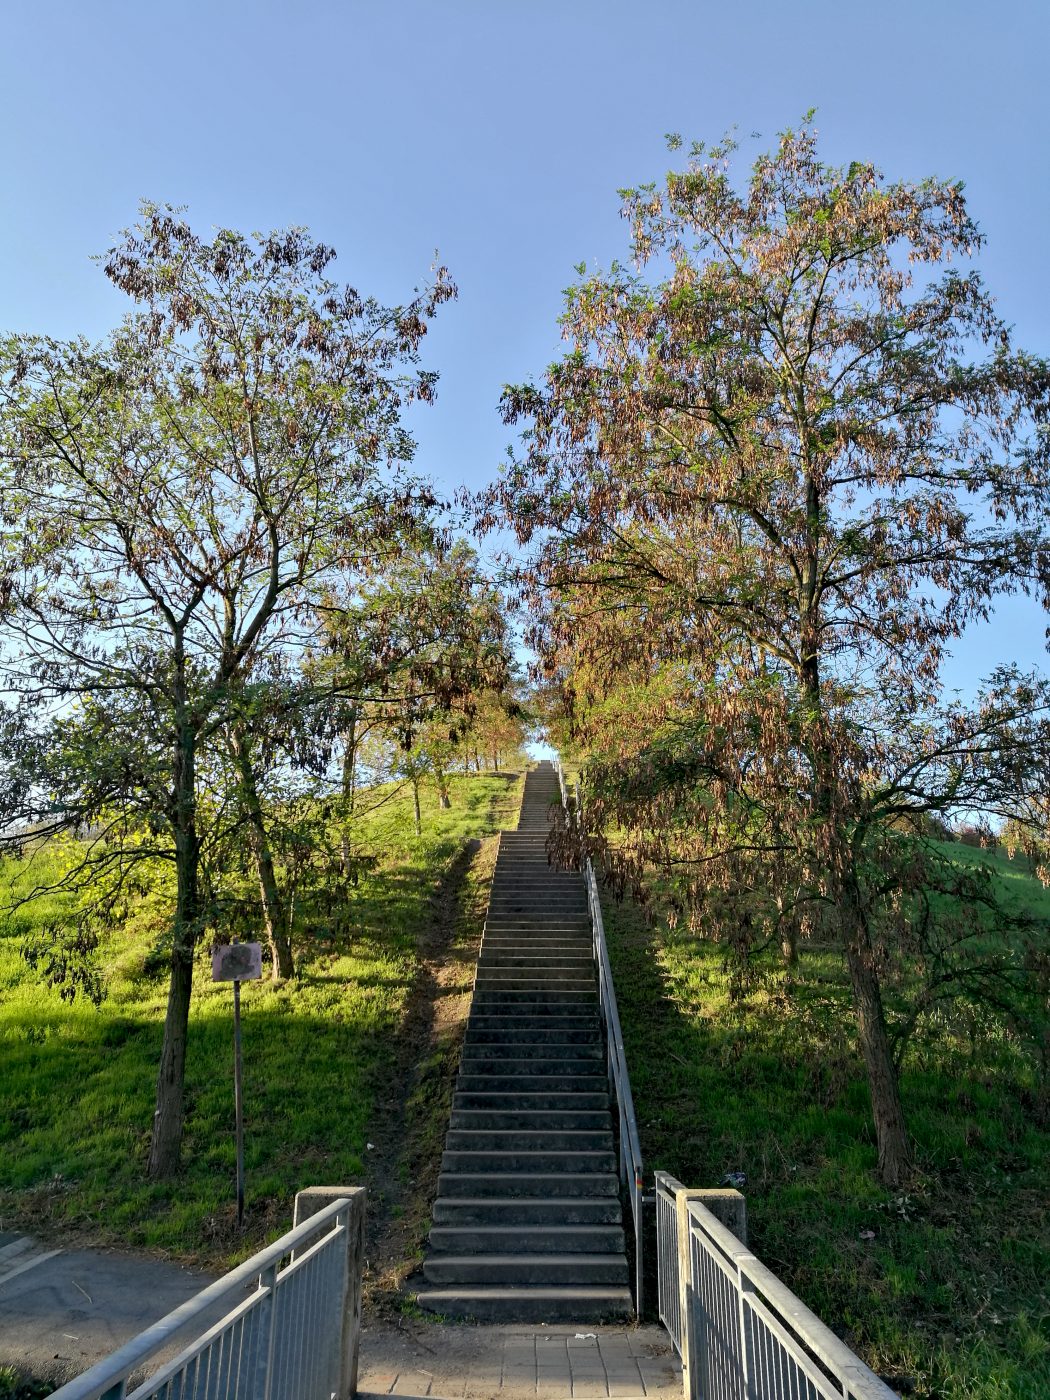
[211,942,263,982]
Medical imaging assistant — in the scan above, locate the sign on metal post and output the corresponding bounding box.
[212,940,263,1227]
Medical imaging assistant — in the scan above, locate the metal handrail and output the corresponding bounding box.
[554,759,645,1315]
[49,1197,358,1400]
[654,1170,686,1351]
[655,1171,898,1400]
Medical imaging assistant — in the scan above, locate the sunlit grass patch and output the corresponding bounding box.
[0,772,520,1264]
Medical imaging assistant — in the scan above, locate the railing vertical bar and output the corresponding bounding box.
[331,1218,345,1394]
[301,1245,317,1400]
[319,1230,334,1397]
[200,1329,217,1400]
[314,1240,329,1399]
[280,1260,296,1399]
[226,1318,240,1400]
[286,1253,302,1398]
[296,1244,310,1392]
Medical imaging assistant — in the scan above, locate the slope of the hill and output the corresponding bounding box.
[0,772,521,1267]
[603,843,1048,1400]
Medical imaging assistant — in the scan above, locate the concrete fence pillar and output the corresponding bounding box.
[675,1187,747,1400]
[294,1186,367,1399]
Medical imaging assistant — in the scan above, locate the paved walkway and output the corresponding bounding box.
[358,1321,681,1399]
[0,1232,681,1399]
[0,1231,218,1389]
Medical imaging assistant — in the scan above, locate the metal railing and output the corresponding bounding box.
[655,1171,685,1352]
[655,1172,898,1400]
[554,760,645,1315]
[49,1194,364,1400]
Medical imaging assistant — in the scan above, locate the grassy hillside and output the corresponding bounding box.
[605,841,1048,1400]
[0,772,520,1264]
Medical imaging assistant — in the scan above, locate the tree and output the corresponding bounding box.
[0,207,454,1176]
[459,688,529,771]
[485,122,1050,1185]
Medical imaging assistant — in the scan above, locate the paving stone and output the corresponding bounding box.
[570,1380,608,1399]
[636,1358,681,1395]
[363,1371,398,1393]
[535,1384,573,1400]
[602,1359,642,1383]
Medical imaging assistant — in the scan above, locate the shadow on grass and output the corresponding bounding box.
[601,888,1050,1400]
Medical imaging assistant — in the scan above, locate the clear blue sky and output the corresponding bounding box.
[3,0,1048,695]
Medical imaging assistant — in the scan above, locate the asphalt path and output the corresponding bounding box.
[0,1232,218,1391]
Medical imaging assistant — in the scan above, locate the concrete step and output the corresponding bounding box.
[429,1224,625,1255]
[489,880,583,890]
[458,1058,606,1078]
[482,930,591,940]
[477,953,593,968]
[464,1027,600,1044]
[471,987,597,998]
[422,1253,629,1286]
[483,935,590,944]
[466,1016,598,1031]
[473,970,595,984]
[487,910,586,919]
[490,872,582,883]
[414,1285,633,1323]
[461,1043,603,1062]
[468,1006,599,1020]
[482,928,591,938]
[437,1171,619,1199]
[446,1127,613,1150]
[450,1108,612,1130]
[432,1196,622,1225]
[457,1073,607,1094]
[470,990,597,1007]
[441,1149,617,1173]
[453,1090,610,1111]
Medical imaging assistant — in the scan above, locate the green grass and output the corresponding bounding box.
[0,772,521,1264]
[605,842,1049,1399]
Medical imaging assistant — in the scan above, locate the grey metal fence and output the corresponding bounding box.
[655,1172,898,1400]
[655,1171,685,1351]
[554,761,645,1315]
[49,1194,364,1400]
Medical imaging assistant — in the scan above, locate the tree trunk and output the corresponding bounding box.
[341,710,358,810]
[340,711,358,877]
[232,732,293,981]
[148,722,199,1179]
[436,764,451,809]
[799,574,910,1188]
[844,928,911,1185]
[412,777,421,837]
[780,925,798,966]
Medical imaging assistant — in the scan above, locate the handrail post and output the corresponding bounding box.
[293,1186,365,1400]
[251,1261,279,1400]
[339,1197,365,1399]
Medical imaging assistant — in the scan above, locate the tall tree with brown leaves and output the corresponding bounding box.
[483,123,1050,1185]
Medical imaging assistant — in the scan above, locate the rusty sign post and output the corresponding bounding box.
[211,939,263,1227]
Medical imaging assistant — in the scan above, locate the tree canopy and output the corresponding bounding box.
[484,122,1050,1184]
[0,207,459,1175]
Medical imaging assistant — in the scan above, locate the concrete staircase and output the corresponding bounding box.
[416,761,633,1322]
